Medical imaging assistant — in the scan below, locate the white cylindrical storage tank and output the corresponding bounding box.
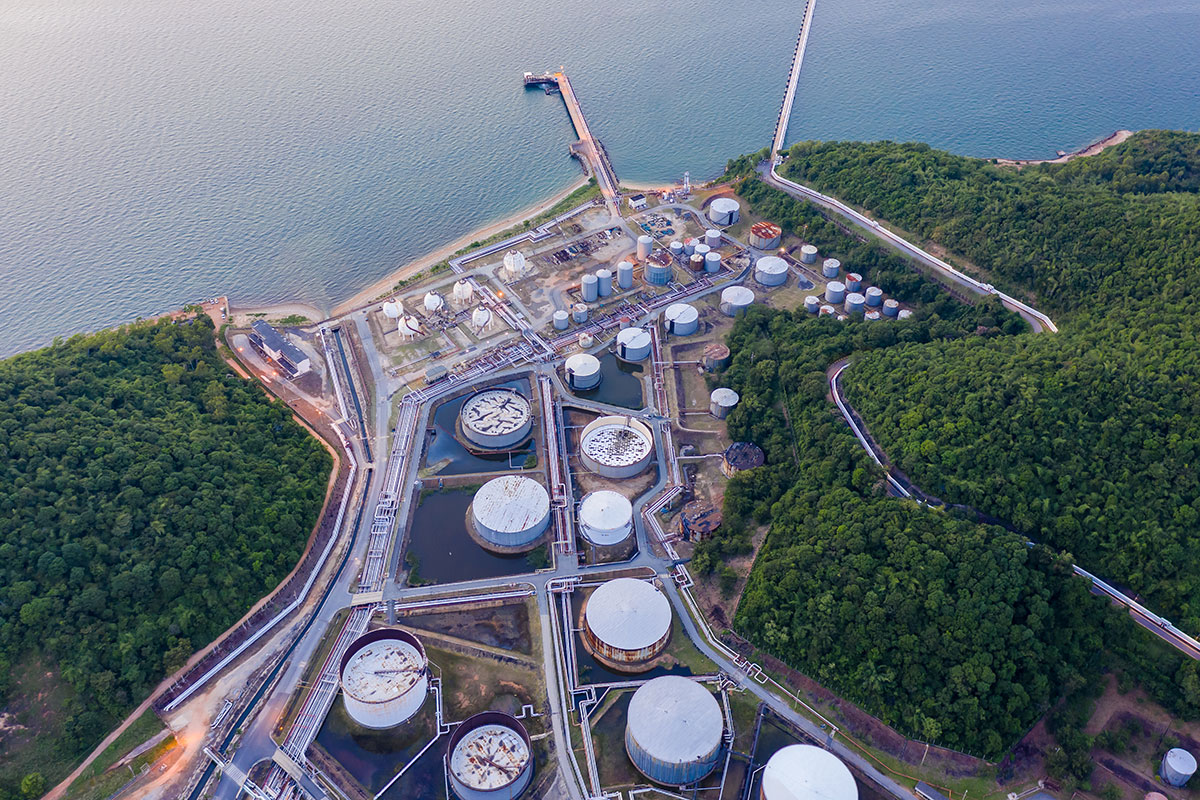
[704,251,722,272]
[845,273,862,292]
[597,268,613,297]
[819,304,835,316]
[580,415,654,477]
[669,241,684,259]
[683,237,698,256]
[572,303,589,324]
[799,244,818,264]
[626,676,723,787]
[704,229,721,248]
[581,273,599,302]
[645,252,673,286]
[553,309,569,330]
[708,197,740,226]
[637,235,654,260]
[748,221,782,249]
[583,578,671,671]
[709,387,740,419]
[1162,749,1197,787]
[460,389,533,450]
[382,300,401,319]
[469,475,550,552]
[695,243,711,259]
[471,307,492,331]
[883,298,900,318]
[688,253,706,273]
[340,629,428,730]
[864,310,881,321]
[897,308,913,320]
[423,292,444,313]
[565,353,601,390]
[821,258,841,279]
[755,255,789,287]
[760,744,858,800]
[865,286,884,307]
[664,303,699,336]
[617,261,635,289]
[503,250,527,280]
[824,281,846,304]
[453,279,474,304]
[578,492,634,548]
[720,286,755,317]
[804,295,820,314]
[844,292,866,315]
[616,327,652,362]
[448,712,533,800]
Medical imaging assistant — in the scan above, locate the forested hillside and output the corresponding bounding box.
[0,317,332,794]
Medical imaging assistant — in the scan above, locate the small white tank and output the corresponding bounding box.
[824,281,846,304]
[704,251,722,272]
[800,244,818,264]
[664,303,699,336]
[705,229,721,248]
[617,261,635,289]
[865,286,884,307]
[382,300,402,319]
[883,299,900,318]
[755,256,789,287]
[804,295,820,314]
[565,352,602,390]
[720,286,755,317]
[572,303,589,324]
[553,310,569,330]
[710,387,739,419]
[822,258,841,279]
[637,235,654,260]
[578,491,634,546]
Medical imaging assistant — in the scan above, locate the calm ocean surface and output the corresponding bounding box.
[1,0,1197,356]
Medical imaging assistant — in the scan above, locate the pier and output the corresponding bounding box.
[525,70,620,215]
[771,0,818,158]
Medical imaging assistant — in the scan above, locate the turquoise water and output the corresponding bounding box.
[1,0,1197,356]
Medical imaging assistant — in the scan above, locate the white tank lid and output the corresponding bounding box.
[827,281,846,292]
[473,476,549,533]
[638,234,653,243]
[721,286,755,305]
[597,268,612,278]
[565,353,601,375]
[801,244,819,254]
[711,387,739,406]
[846,292,866,304]
[823,258,841,269]
[665,303,698,324]
[710,197,740,213]
[617,327,651,349]
[756,255,788,274]
[586,578,670,651]
[1166,748,1197,774]
[627,677,722,762]
[761,744,858,800]
[579,491,633,531]
[865,286,884,296]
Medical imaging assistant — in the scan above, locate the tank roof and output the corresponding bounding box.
[473,476,549,534]
[340,630,426,705]
[448,712,531,791]
[579,491,633,531]
[617,327,651,348]
[761,745,858,800]
[565,353,601,374]
[721,286,755,304]
[586,578,670,651]
[756,255,789,274]
[461,389,531,438]
[751,221,782,236]
[627,677,723,764]
[648,250,673,266]
[704,342,730,358]
[581,417,653,467]
[801,244,819,253]
[711,387,739,406]
[681,501,721,536]
[665,303,698,323]
[1165,748,1197,772]
[724,442,765,470]
[710,196,740,211]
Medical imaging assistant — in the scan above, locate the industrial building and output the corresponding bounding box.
[447,711,533,800]
[680,501,721,541]
[664,303,699,336]
[249,320,312,377]
[722,442,765,476]
[754,256,789,287]
[708,197,740,226]
[720,286,755,317]
[616,327,652,362]
[580,415,654,477]
[583,578,672,672]
[760,745,858,800]
[1162,748,1197,787]
[565,353,602,390]
[339,629,429,729]
[459,389,533,450]
[627,193,649,211]
[710,387,739,419]
[625,676,724,786]
[468,475,550,553]
[578,491,634,547]
[702,343,731,371]
[748,221,782,249]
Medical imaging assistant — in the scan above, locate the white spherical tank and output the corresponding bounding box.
[664,303,699,336]
[616,327,652,362]
[710,387,740,419]
[503,250,527,280]
[637,235,654,260]
[448,712,534,800]
[720,286,755,317]
[755,256,789,287]
[1162,749,1197,787]
[626,676,723,786]
[424,292,444,313]
[708,197,740,226]
[565,353,602,390]
[469,475,550,552]
[583,578,671,670]
[400,316,422,338]
[340,629,429,729]
[453,279,474,304]
[578,491,634,547]
[799,244,818,264]
[580,415,654,477]
[382,300,402,319]
[704,229,722,248]
[460,389,533,450]
[471,307,492,331]
[760,745,858,800]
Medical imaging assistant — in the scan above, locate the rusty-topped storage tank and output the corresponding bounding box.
[447,711,533,800]
[582,577,672,671]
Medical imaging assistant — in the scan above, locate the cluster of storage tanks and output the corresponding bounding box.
[801,253,911,320]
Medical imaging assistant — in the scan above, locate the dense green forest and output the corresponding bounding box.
[700,134,1200,762]
[0,317,331,795]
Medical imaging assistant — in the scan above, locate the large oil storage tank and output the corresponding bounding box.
[469,475,550,553]
[565,353,602,390]
[804,295,820,314]
[637,235,654,260]
[580,415,654,478]
[799,244,818,264]
[705,251,722,272]
[503,250,527,281]
[749,221,783,249]
[664,303,699,336]
[645,251,673,286]
[844,293,866,315]
[460,389,533,450]
[755,256,789,287]
[883,298,900,318]
[626,676,724,786]
[822,258,841,279]
[710,387,740,419]
[617,261,635,289]
[720,286,755,317]
[340,629,429,729]
[708,197,740,226]
[704,229,722,248]
[760,744,858,800]
[865,286,884,307]
[616,327,652,361]
[845,273,862,293]
[722,442,765,477]
[581,273,599,302]
[597,268,613,297]
[583,578,671,671]
[1162,749,1197,787]
[825,281,846,304]
[703,343,731,371]
[578,491,634,547]
[447,711,533,800]
[553,310,569,330]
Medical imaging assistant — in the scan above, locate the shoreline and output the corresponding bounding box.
[993,129,1135,167]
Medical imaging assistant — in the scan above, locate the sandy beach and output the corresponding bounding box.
[994,129,1135,167]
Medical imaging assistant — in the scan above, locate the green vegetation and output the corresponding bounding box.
[274,314,311,326]
[452,177,600,257]
[68,710,162,788]
[0,316,331,795]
